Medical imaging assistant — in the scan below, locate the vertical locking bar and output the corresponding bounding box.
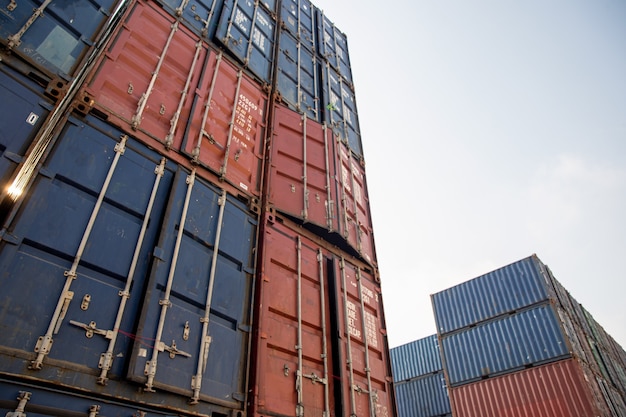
[337,137,350,240]
[356,268,376,417]
[318,250,331,417]
[145,169,196,392]
[190,189,227,404]
[323,123,333,231]
[345,150,362,253]
[340,258,357,417]
[98,158,166,385]
[192,53,223,162]
[302,114,308,220]
[31,136,127,370]
[6,391,31,417]
[295,236,304,417]
[131,20,180,129]
[7,0,53,48]
[220,70,244,179]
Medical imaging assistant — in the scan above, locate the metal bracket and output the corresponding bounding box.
[158,340,192,359]
[88,405,100,417]
[6,391,31,417]
[69,320,113,339]
[303,372,327,385]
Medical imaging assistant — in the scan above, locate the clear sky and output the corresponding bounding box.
[311,0,626,349]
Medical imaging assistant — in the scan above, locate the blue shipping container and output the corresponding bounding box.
[276,28,321,121]
[0,115,256,414]
[394,372,451,417]
[216,0,276,84]
[0,0,119,77]
[315,9,352,86]
[391,335,443,382]
[280,0,316,52]
[155,0,225,41]
[431,254,556,335]
[441,303,571,386]
[0,63,52,189]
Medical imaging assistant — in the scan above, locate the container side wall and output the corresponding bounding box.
[390,335,442,381]
[394,372,451,417]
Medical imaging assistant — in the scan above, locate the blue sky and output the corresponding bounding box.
[311,0,626,348]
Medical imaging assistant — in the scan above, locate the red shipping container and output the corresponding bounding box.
[84,0,267,197]
[450,358,613,417]
[250,213,393,417]
[268,104,376,265]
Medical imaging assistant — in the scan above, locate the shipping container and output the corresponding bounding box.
[390,335,442,382]
[0,114,257,415]
[0,62,53,189]
[315,9,352,87]
[267,104,376,264]
[83,0,268,198]
[449,358,612,417]
[441,303,572,386]
[431,254,556,335]
[394,372,451,417]
[215,0,277,85]
[248,213,394,417]
[154,0,225,41]
[280,0,316,52]
[0,0,120,80]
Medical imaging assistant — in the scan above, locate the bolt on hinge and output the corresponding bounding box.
[6,391,31,417]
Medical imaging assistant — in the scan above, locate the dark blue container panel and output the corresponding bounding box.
[128,169,256,405]
[321,63,361,157]
[0,0,118,77]
[441,304,571,387]
[315,9,352,85]
[155,0,224,40]
[0,64,52,189]
[0,114,256,411]
[431,255,555,335]
[394,372,451,417]
[391,335,443,382]
[280,0,315,51]
[216,0,276,84]
[276,28,320,121]
[0,380,180,417]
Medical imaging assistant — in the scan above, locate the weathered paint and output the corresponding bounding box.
[390,335,442,382]
[394,372,451,417]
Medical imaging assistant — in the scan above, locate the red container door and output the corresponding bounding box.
[334,141,376,265]
[181,51,267,197]
[268,104,336,230]
[85,0,205,147]
[334,258,392,417]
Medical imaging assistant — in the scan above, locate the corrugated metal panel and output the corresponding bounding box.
[250,213,393,417]
[431,254,555,335]
[0,0,118,78]
[450,359,606,417]
[0,63,52,188]
[276,27,321,121]
[280,0,316,52]
[441,303,571,386]
[315,9,352,86]
[154,0,225,40]
[321,61,362,158]
[394,372,451,417]
[390,335,442,382]
[215,0,277,84]
[0,115,256,414]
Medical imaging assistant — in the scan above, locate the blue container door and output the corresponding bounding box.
[0,0,118,77]
[276,28,320,121]
[321,62,362,158]
[0,116,174,379]
[155,0,225,41]
[280,0,316,52]
[0,64,52,189]
[127,168,256,406]
[315,10,352,86]
[216,0,276,84]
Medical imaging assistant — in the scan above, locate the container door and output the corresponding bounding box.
[0,0,118,78]
[253,216,332,417]
[85,0,207,148]
[155,0,225,41]
[280,0,315,52]
[0,115,173,378]
[268,105,335,230]
[0,64,52,189]
[333,258,393,417]
[215,0,276,84]
[128,168,256,407]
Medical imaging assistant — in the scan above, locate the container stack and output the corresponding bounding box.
[390,335,452,417]
[0,1,395,417]
[431,254,626,417]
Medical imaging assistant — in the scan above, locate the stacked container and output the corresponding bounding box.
[431,254,626,417]
[0,1,395,417]
[390,335,452,417]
